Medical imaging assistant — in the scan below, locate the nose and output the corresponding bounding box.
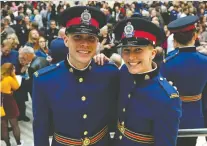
[129,52,137,61]
[80,39,89,47]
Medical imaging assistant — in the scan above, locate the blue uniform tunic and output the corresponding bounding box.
[114,64,182,146]
[32,59,119,146]
[1,50,21,74]
[160,47,207,129]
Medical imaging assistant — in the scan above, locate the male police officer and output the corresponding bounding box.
[160,16,207,146]
[32,6,119,146]
[112,18,182,146]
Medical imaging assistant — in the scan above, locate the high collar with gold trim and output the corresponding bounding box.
[133,62,159,82]
[64,54,93,76]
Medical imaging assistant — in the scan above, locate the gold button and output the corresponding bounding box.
[82,96,86,101]
[168,81,173,86]
[144,74,150,80]
[83,114,87,119]
[83,137,90,145]
[84,131,88,135]
[79,78,83,83]
[134,81,136,84]
[89,66,92,70]
[69,68,73,73]
[121,121,125,125]
[123,108,126,112]
[119,135,122,140]
[128,94,131,98]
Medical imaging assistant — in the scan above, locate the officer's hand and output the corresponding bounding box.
[93,53,110,66]
[197,45,207,55]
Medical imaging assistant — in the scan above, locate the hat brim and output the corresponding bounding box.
[66,24,100,37]
[115,44,148,49]
[71,32,99,37]
[114,38,154,49]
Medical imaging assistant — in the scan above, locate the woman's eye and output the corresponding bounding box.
[135,48,142,52]
[123,49,130,53]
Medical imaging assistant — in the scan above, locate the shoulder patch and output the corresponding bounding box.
[158,76,179,99]
[33,63,60,77]
[163,49,179,63]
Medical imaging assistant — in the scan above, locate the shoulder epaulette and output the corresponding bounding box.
[33,63,61,77]
[163,49,179,63]
[158,76,179,99]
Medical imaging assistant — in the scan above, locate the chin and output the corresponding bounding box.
[127,67,141,74]
[128,70,140,74]
[78,57,91,64]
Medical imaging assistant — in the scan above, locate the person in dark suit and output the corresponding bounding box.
[45,20,59,47]
[160,16,207,146]
[15,46,49,122]
[49,28,68,64]
[32,6,119,146]
[12,16,28,47]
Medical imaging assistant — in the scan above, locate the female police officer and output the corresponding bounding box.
[112,18,182,146]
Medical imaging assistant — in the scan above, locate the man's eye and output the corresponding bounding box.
[73,35,82,40]
[88,36,96,42]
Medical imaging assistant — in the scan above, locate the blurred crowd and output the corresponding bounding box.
[1,1,207,146]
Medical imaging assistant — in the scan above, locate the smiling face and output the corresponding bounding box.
[121,45,157,74]
[64,33,98,69]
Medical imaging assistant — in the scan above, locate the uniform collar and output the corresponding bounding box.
[133,62,158,82]
[178,46,196,52]
[64,54,93,75]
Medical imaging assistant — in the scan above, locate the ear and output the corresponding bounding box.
[151,47,157,60]
[193,31,198,41]
[64,36,69,48]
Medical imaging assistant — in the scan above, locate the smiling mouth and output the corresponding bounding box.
[128,61,141,66]
[77,50,91,54]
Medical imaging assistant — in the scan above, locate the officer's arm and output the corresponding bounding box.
[109,68,120,136]
[32,75,50,146]
[202,83,207,112]
[153,98,182,146]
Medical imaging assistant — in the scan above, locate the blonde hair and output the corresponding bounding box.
[28,29,40,51]
[1,63,14,80]
[7,33,19,48]
[2,39,13,49]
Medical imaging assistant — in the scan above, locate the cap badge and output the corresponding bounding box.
[124,22,134,38]
[81,9,91,25]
